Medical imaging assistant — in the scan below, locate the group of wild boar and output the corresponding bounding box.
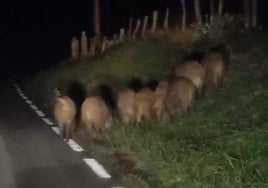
[54,45,227,140]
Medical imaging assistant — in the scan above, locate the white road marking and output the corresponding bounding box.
[20,94,26,98]
[67,139,84,152]
[83,158,111,179]
[22,96,28,99]
[51,127,60,135]
[42,118,54,125]
[14,83,118,182]
[30,105,39,110]
[25,100,32,104]
[111,187,124,188]
[35,110,45,117]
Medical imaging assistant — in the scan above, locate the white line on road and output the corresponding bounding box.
[14,83,120,185]
[22,96,28,99]
[83,158,111,179]
[30,105,39,110]
[19,94,24,98]
[17,88,22,93]
[35,110,45,117]
[25,100,32,104]
[19,93,24,97]
[67,139,84,152]
[51,127,60,135]
[42,118,54,125]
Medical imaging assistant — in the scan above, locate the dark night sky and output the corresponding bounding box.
[0,0,267,77]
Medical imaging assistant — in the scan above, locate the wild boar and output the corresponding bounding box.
[54,89,76,140]
[117,88,136,125]
[152,81,169,122]
[202,52,225,89]
[81,96,113,139]
[164,77,197,120]
[133,87,155,123]
[173,60,205,95]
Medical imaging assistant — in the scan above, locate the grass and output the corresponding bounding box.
[91,66,268,187]
[24,29,268,187]
[24,38,189,116]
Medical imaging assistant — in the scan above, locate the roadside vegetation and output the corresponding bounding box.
[24,18,268,187]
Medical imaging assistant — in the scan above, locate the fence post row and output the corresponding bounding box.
[71,1,248,58]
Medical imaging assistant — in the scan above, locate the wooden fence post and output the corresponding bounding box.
[151,11,158,34]
[205,14,209,23]
[119,28,125,42]
[194,0,202,26]
[81,31,89,57]
[101,36,108,54]
[243,0,250,29]
[163,8,169,31]
[128,17,133,37]
[210,0,214,23]
[218,0,223,16]
[89,37,96,56]
[110,40,115,47]
[113,34,120,45]
[133,19,141,39]
[107,40,114,49]
[71,37,79,59]
[142,16,148,38]
[181,0,186,32]
[252,0,257,28]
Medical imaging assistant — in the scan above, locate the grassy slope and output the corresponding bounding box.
[24,31,268,187]
[98,68,268,188]
[25,38,189,116]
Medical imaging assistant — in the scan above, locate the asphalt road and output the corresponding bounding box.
[0,83,116,188]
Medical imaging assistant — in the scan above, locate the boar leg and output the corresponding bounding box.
[59,124,66,139]
[105,117,113,132]
[121,115,130,125]
[65,125,72,141]
[85,120,94,139]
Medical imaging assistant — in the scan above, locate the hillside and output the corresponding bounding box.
[23,27,268,187]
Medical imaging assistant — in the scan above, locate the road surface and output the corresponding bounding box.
[0,83,117,188]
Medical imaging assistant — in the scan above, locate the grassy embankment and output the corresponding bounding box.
[24,29,268,187]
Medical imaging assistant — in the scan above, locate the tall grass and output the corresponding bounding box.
[92,66,268,187]
[24,30,268,187]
